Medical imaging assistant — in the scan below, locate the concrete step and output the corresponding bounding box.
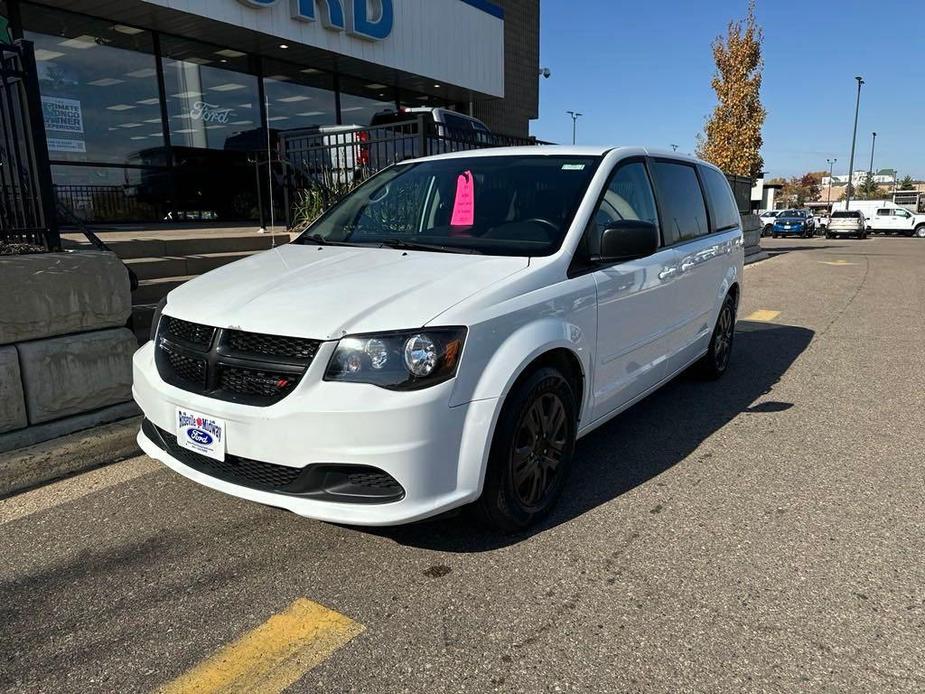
[108,233,289,260]
[133,275,195,306]
[124,250,254,281]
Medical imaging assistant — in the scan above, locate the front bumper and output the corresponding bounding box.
[133,341,499,526]
[772,225,807,235]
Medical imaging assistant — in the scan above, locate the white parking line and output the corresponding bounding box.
[0,456,160,525]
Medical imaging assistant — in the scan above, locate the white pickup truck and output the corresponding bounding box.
[867,206,925,237]
[831,201,925,237]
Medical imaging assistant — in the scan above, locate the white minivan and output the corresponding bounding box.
[133,147,744,531]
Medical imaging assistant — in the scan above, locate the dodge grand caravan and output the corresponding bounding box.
[134,147,744,531]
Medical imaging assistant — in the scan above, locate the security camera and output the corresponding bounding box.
[539,67,551,79]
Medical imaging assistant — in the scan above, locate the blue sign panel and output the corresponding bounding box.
[237,0,394,41]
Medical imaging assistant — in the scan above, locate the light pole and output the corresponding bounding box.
[868,131,877,175]
[566,111,582,146]
[826,157,837,208]
[845,76,864,208]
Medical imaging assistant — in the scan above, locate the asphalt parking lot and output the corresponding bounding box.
[2,236,924,693]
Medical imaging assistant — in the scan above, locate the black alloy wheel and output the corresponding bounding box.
[696,293,736,379]
[510,392,569,509]
[474,367,578,532]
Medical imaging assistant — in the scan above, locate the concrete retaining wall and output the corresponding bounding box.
[18,329,136,425]
[0,346,27,434]
[0,251,131,345]
[0,251,138,478]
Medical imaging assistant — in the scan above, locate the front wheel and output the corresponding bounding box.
[913,226,925,238]
[695,293,737,380]
[473,367,578,532]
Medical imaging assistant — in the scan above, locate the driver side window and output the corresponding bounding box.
[590,162,659,255]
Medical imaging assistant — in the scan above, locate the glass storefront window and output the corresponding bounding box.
[22,5,164,165]
[339,77,397,127]
[161,36,261,151]
[263,59,336,132]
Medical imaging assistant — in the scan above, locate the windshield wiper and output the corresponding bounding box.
[379,238,482,255]
[298,233,364,247]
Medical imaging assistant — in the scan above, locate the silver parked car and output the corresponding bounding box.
[826,210,868,239]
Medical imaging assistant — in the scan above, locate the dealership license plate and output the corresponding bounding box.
[176,408,226,462]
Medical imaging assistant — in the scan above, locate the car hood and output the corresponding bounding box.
[164,243,529,339]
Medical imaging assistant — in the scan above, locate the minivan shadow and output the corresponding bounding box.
[366,320,814,553]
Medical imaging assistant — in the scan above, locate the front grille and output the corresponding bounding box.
[155,317,321,406]
[218,366,298,399]
[142,419,404,503]
[226,330,319,361]
[163,348,207,388]
[162,315,215,349]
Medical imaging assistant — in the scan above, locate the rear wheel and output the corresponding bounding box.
[695,293,736,380]
[473,367,578,532]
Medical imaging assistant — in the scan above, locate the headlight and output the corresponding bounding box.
[324,327,467,390]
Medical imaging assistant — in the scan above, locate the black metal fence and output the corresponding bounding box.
[278,116,542,228]
[0,41,59,248]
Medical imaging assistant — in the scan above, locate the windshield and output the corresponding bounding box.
[779,210,802,218]
[298,155,602,257]
[832,211,861,218]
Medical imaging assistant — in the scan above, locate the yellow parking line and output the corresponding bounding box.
[744,310,781,322]
[156,598,364,694]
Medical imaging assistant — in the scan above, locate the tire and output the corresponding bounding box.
[915,225,925,239]
[695,293,736,380]
[473,367,578,532]
[826,233,834,239]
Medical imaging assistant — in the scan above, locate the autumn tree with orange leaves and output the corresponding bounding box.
[697,1,766,179]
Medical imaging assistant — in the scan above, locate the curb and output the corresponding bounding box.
[744,250,770,265]
[0,415,142,498]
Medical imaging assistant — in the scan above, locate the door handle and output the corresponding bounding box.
[680,261,695,272]
[658,267,677,280]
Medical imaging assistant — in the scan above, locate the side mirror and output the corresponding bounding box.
[599,220,660,262]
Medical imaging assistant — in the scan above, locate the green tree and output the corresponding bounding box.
[696,1,766,178]
[856,173,883,200]
[899,175,915,190]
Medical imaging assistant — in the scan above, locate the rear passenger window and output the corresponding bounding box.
[651,161,709,243]
[701,167,741,231]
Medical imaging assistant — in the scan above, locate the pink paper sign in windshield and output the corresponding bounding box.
[450,170,475,227]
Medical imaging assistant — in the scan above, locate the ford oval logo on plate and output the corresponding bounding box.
[187,428,214,446]
[176,408,225,462]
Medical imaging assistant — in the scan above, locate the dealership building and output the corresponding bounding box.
[0,0,539,223]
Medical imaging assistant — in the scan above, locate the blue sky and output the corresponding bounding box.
[532,0,925,180]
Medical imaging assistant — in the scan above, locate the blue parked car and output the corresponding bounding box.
[771,210,815,238]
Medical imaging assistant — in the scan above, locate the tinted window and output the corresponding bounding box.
[700,166,741,231]
[591,162,659,256]
[651,161,709,243]
[832,211,861,218]
[877,209,891,216]
[442,112,474,133]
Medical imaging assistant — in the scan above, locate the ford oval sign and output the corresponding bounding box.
[187,429,214,446]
